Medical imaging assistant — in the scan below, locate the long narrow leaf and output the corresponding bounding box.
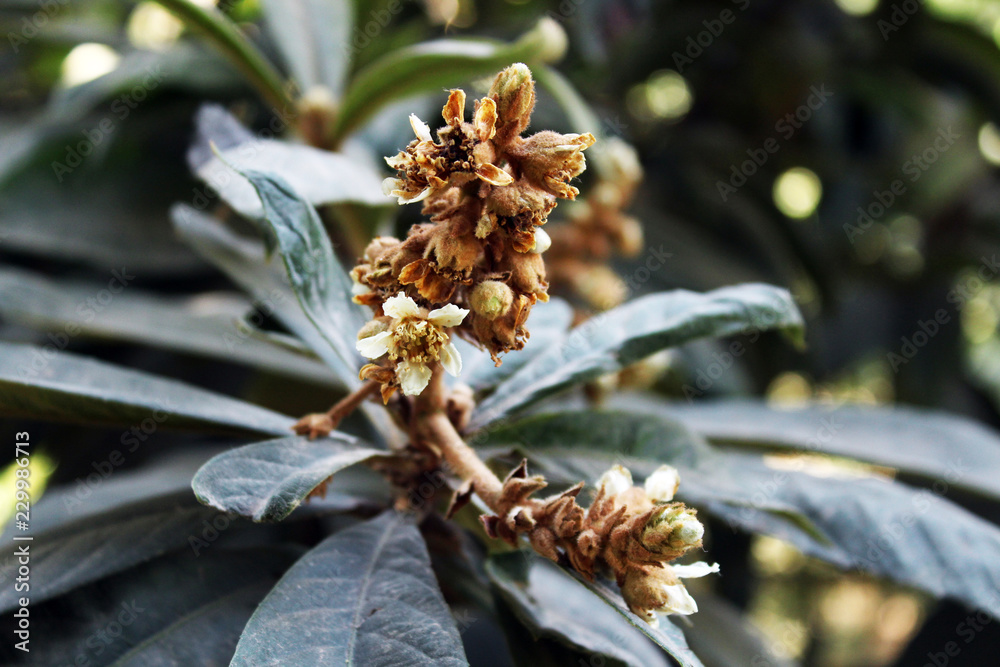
[329,18,565,143]
[470,284,803,430]
[0,341,294,436]
[192,435,384,522]
[230,511,468,665]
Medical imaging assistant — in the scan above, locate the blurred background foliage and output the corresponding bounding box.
[3,0,1000,665]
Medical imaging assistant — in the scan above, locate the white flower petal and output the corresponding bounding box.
[670,562,720,579]
[381,177,398,195]
[350,274,372,297]
[531,227,551,254]
[356,331,392,359]
[439,341,462,377]
[427,303,469,328]
[397,359,432,396]
[644,465,680,502]
[409,114,433,142]
[400,187,431,205]
[597,465,633,496]
[640,610,660,628]
[383,293,421,320]
[656,584,699,616]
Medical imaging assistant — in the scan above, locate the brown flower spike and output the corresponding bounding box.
[482,462,719,625]
[299,64,717,625]
[352,63,595,400]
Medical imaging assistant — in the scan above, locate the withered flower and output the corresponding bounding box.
[381,94,513,205]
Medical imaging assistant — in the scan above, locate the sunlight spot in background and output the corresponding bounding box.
[963,287,999,345]
[627,70,692,122]
[877,594,924,646]
[886,215,925,277]
[835,0,880,17]
[766,371,812,405]
[128,2,185,51]
[977,122,1000,165]
[927,0,1000,41]
[752,536,806,576]
[821,581,880,633]
[0,453,55,526]
[773,167,822,218]
[60,43,121,87]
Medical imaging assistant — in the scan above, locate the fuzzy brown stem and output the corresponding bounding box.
[414,367,503,507]
[293,380,381,439]
[328,380,380,420]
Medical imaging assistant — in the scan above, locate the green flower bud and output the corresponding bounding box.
[470,280,515,320]
[489,63,536,144]
[643,506,704,553]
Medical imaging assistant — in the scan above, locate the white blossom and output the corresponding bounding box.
[356,293,469,396]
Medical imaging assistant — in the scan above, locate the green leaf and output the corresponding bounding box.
[479,411,1000,615]
[0,341,294,436]
[329,17,566,143]
[189,105,388,219]
[486,553,675,667]
[230,511,469,666]
[4,547,297,667]
[108,580,274,667]
[261,0,353,95]
[225,165,369,381]
[469,284,804,430]
[655,398,1000,503]
[1,133,203,275]
[192,435,384,522]
[171,203,351,379]
[0,46,237,191]
[0,490,227,614]
[170,204,402,447]
[0,266,337,386]
[152,0,295,112]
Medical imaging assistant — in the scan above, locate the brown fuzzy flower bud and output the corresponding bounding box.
[424,226,483,278]
[489,63,536,146]
[503,250,549,301]
[363,236,401,262]
[472,293,531,359]
[622,566,694,626]
[512,130,596,199]
[484,181,553,219]
[612,215,644,257]
[575,264,629,311]
[297,85,337,148]
[470,280,515,320]
[356,318,390,341]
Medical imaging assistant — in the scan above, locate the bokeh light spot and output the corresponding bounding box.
[60,43,121,88]
[773,167,822,218]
